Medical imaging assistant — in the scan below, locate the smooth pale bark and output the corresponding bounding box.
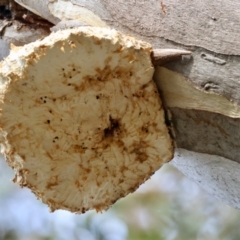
[1,0,240,208]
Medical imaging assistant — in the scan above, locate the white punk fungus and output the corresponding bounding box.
[0,27,173,213]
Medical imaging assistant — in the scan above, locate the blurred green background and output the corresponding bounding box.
[1,155,240,240]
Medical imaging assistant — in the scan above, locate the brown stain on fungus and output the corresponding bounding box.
[95,65,112,81]
[92,36,102,46]
[104,56,113,65]
[26,53,37,66]
[95,203,106,212]
[73,144,86,153]
[113,46,124,53]
[46,176,59,190]
[104,116,120,138]
[136,152,148,163]
[120,165,128,174]
[69,41,76,48]
[132,141,148,163]
[75,180,82,188]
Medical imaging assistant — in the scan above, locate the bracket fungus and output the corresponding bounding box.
[0,27,173,213]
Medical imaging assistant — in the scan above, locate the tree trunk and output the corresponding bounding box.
[2,0,240,208]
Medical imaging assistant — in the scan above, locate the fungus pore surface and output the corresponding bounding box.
[0,27,173,213]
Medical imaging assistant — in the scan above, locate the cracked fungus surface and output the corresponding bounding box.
[0,27,173,213]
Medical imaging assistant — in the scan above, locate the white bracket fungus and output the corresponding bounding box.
[0,27,173,213]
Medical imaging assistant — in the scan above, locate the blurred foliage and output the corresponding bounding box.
[1,156,240,240]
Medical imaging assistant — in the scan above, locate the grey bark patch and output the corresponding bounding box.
[0,40,10,61]
[51,20,89,32]
[102,0,240,55]
[170,108,240,164]
[171,149,240,209]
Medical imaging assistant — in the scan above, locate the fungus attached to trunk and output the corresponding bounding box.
[0,27,173,213]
